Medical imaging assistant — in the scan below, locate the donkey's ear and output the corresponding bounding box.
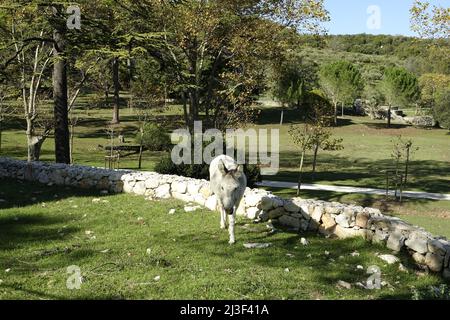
[218,160,228,175]
[236,164,244,173]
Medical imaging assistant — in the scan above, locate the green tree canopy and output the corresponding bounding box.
[380,66,420,107]
[319,60,363,125]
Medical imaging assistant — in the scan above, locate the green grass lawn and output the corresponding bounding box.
[0,179,448,300]
[253,104,450,194]
[1,98,449,243]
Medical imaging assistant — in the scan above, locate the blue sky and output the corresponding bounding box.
[323,0,449,36]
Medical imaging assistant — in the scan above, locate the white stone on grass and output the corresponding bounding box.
[243,243,272,249]
[378,254,399,265]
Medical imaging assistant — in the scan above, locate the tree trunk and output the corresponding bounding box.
[52,10,70,164]
[297,150,305,196]
[182,92,189,129]
[0,121,2,153]
[334,101,338,126]
[112,57,120,124]
[311,144,319,182]
[70,124,75,164]
[138,126,144,169]
[27,134,46,162]
[387,105,391,128]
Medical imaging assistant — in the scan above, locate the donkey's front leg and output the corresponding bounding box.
[228,210,236,244]
[220,205,227,229]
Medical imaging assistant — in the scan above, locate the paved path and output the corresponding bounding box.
[257,180,450,201]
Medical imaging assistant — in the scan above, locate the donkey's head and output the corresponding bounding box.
[216,161,246,214]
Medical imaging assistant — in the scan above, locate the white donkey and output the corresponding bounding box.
[209,155,247,244]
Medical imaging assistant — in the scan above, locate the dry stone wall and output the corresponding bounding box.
[1,157,449,278]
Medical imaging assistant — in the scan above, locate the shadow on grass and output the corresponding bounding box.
[255,106,355,127]
[0,213,80,250]
[174,226,446,299]
[362,122,411,130]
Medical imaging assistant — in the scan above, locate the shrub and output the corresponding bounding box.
[136,123,171,151]
[154,154,262,187]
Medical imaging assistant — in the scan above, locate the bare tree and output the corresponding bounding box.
[12,24,54,162]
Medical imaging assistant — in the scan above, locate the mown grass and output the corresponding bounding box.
[0,179,448,300]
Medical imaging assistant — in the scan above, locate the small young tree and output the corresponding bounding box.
[391,136,419,197]
[289,124,314,195]
[309,126,344,182]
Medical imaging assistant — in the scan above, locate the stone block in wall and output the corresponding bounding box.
[368,217,391,231]
[335,213,351,228]
[355,212,370,228]
[324,205,342,215]
[445,251,450,268]
[187,182,201,195]
[205,195,217,211]
[321,213,336,230]
[258,211,269,222]
[245,193,263,208]
[123,181,135,193]
[236,199,246,216]
[333,225,370,240]
[363,207,382,217]
[278,215,300,230]
[386,232,405,252]
[283,200,300,213]
[144,188,155,198]
[145,178,159,189]
[49,171,65,185]
[412,252,426,265]
[259,196,276,211]
[96,177,110,190]
[193,194,206,207]
[267,207,287,219]
[372,229,390,244]
[311,205,324,223]
[427,239,447,256]
[79,178,94,189]
[38,172,49,184]
[155,184,171,199]
[405,231,429,254]
[425,252,444,272]
[272,197,284,208]
[246,207,261,220]
[200,185,212,199]
[112,181,124,193]
[172,181,187,194]
[133,181,147,195]
[172,192,194,203]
